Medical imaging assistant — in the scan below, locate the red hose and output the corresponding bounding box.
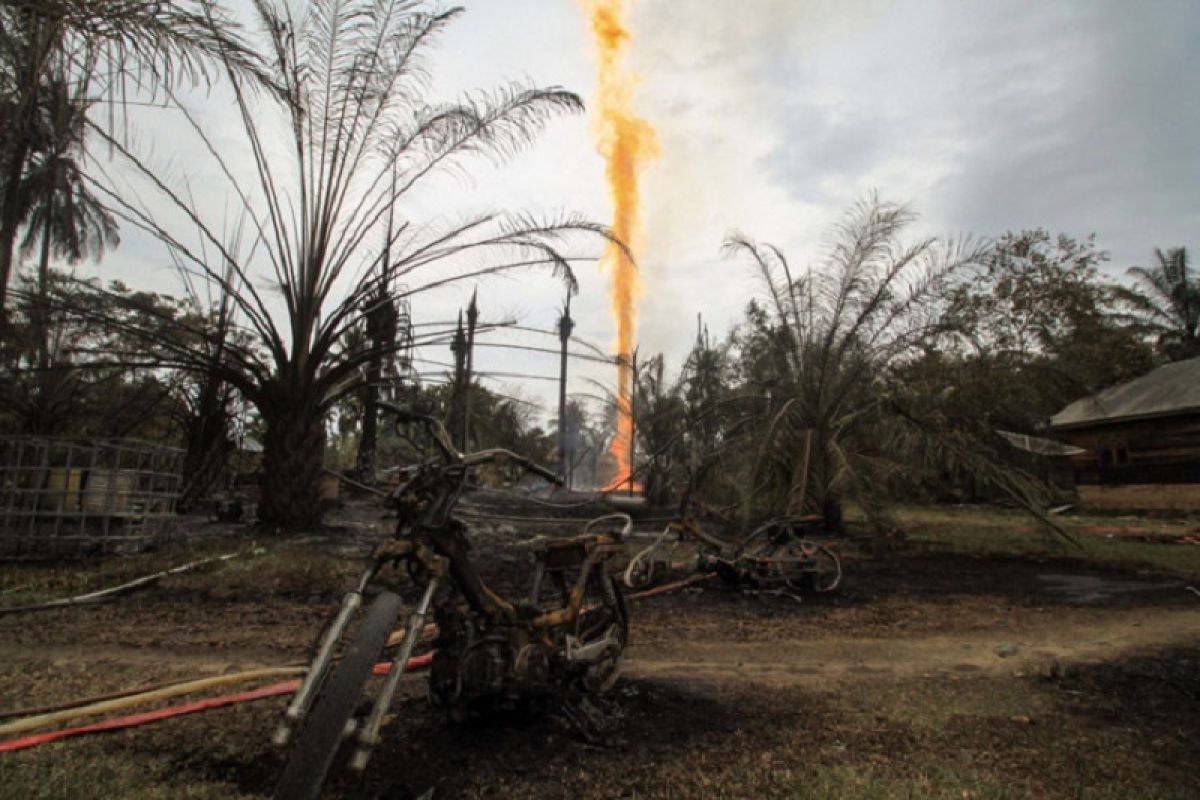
[2,571,707,754]
[0,652,435,754]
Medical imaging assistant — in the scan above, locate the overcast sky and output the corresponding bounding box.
[98,0,1200,422]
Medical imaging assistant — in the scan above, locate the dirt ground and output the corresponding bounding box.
[1,502,1198,798]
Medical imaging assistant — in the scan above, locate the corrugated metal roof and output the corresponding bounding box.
[1050,357,1200,429]
[997,430,1086,455]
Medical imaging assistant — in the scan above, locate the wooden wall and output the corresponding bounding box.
[1058,413,1200,484]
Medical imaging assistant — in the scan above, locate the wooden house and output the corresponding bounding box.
[1049,357,1200,511]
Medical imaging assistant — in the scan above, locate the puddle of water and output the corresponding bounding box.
[1037,573,1182,604]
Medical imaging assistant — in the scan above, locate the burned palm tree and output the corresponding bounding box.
[350,254,411,482]
[76,1,608,527]
[168,245,248,513]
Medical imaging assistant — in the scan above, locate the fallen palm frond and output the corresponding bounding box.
[883,398,1081,549]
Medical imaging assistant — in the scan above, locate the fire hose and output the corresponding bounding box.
[0,655,435,754]
[0,575,714,753]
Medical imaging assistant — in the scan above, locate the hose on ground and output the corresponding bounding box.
[623,523,675,589]
[0,654,434,754]
[0,565,712,752]
[0,667,306,737]
[0,550,258,616]
[0,622,439,732]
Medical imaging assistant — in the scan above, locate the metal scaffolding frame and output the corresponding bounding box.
[0,437,184,557]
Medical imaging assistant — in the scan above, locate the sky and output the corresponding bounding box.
[93,0,1200,424]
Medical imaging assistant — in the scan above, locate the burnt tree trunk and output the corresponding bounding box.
[35,215,52,371]
[354,360,380,480]
[258,393,327,528]
[178,400,234,513]
[354,292,397,482]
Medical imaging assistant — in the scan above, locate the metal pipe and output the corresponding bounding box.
[628,349,638,496]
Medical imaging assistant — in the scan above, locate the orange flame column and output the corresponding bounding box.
[581,0,658,490]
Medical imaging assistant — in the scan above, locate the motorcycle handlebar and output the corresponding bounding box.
[378,402,435,428]
[379,403,563,486]
[463,448,564,487]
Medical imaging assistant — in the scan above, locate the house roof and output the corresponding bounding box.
[997,430,1085,456]
[1050,357,1200,429]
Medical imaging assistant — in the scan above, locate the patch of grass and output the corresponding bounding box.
[0,743,264,800]
[441,674,1195,799]
[0,538,358,607]
[530,760,1041,800]
[0,538,254,604]
[843,678,1052,730]
[172,545,358,600]
[885,505,1200,577]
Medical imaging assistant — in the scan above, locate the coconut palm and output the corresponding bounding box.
[73,1,612,527]
[18,71,118,370]
[0,0,266,337]
[1124,247,1200,362]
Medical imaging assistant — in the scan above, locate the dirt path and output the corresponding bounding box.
[626,606,1200,687]
[0,640,295,673]
[3,606,1197,695]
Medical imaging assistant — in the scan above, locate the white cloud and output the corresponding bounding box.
[70,0,1200,424]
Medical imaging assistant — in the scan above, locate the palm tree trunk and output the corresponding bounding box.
[258,395,327,528]
[0,138,33,340]
[354,355,381,480]
[36,214,52,371]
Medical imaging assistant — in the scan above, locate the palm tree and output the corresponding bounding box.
[1124,247,1200,362]
[722,197,1069,544]
[0,0,267,337]
[723,198,957,527]
[171,253,246,513]
[18,71,118,370]
[75,1,613,527]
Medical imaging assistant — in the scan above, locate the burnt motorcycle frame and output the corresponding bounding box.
[624,507,841,594]
[271,405,628,800]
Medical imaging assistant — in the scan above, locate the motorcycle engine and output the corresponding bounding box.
[458,639,507,696]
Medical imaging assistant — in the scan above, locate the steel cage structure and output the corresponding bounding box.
[0,437,184,557]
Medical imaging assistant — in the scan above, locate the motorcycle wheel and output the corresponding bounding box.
[273,591,403,800]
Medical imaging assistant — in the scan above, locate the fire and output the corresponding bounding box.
[581,0,658,492]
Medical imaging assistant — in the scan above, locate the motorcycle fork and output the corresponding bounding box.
[272,562,380,747]
[349,575,440,772]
